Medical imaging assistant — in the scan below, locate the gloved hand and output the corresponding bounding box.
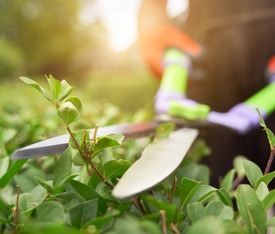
[155,90,210,120]
[208,103,266,134]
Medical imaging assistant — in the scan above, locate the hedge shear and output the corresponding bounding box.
[11,115,213,200]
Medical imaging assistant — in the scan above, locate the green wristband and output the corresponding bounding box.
[168,100,210,120]
[160,49,189,94]
[245,82,275,115]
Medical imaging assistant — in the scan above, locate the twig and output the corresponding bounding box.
[12,186,20,234]
[232,176,244,190]
[41,192,52,203]
[169,176,177,203]
[264,147,275,175]
[83,153,113,188]
[170,223,180,234]
[160,210,167,234]
[66,126,81,151]
[131,197,146,215]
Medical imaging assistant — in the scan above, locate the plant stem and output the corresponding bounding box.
[169,176,177,203]
[131,197,146,215]
[170,223,180,234]
[12,186,20,234]
[264,147,275,175]
[160,210,167,234]
[66,126,81,151]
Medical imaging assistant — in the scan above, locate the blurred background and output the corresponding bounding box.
[0,0,187,117]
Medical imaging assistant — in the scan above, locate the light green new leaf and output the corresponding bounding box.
[242,159,263,189]
[58,97,82,125]
[46,74,62,101]
[180,177,201,210]
[53,148,72,188]
[70,199,98,228]
[236,184,266,234]
[233,156,247,178]
[59,80,74,101]
[256,182,269,201]
[46,75,74,102]
[19,76,52,103]
[93,133,124,155]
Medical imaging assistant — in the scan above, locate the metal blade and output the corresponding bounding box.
[11,121,159,160]
[112,128,198,200]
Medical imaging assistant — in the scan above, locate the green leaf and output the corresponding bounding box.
[235,184,266,234]
[70,199,98,228]
[35,177,54,193]
[256,171,275,187]
[180,177,201,210]
[155,122,175,139]
[179,163,210,185]
[59,79,74,101]
[233,156,246,178]
[54,191,84,210]
[266,216,275,228]
[53,148,72,188]
[35,201,65,224]
[19,76,52,103]
[66,180,107,215]
[216,188,233,208]
[220,169,235,192]
[186,202,206,223]
[141,195,177,223]
[186,216,225,234]
[57,100,80,125]
[64,96,82,118]
[189,185,217,204]
[205,200,234,221]
[19,193,38,216]
[0,159,27,188]
[258,109,275,149]
[47,74,62,101]
[93,133,124,155]
[242,159,263,189]
[83,209,121,229]
[256,182,269,201]
[262,189,275,210]
[0,156,9,178]
[103,159,131,181]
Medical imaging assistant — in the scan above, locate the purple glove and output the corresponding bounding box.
[208,103,266,134]
[155,90,197,113]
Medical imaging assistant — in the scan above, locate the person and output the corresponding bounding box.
[137,0,275,186]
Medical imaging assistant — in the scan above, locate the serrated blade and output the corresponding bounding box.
[11,121,159,160]
[112,128,198,200]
